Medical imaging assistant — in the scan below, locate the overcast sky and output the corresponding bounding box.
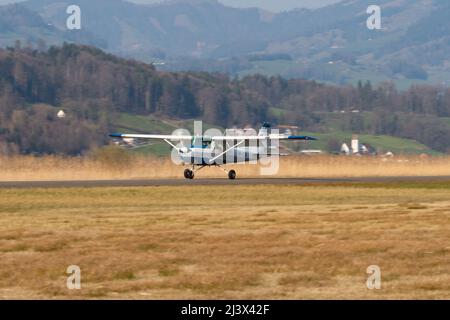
[0,0,341,12]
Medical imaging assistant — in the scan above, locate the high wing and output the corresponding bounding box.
[109,133,192,140]
[109,133,317,141]
[212,135,317,141]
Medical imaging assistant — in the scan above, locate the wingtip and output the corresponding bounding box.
[288,135,318,141]
[109,133,123,138]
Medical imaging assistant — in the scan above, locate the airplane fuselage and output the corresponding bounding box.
[178,146,271,165]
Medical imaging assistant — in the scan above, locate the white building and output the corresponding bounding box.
[57,110,66,119]
[351,135,359,154]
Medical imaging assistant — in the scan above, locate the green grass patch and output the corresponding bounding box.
[299,130,437,155]
[158,267,180,277]
[111,113,175,134]
[113,270,136,281]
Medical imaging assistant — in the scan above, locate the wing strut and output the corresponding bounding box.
[163,139,178,149]
[208,140,245,164]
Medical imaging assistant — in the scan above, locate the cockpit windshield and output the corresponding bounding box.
[191,137,212,148]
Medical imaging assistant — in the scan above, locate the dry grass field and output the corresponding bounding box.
[1,154,450,181]
[0,183,449,299]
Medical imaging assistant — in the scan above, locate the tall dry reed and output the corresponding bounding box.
[0,154,449,181]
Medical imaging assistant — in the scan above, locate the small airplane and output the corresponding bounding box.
[109,123,316,180]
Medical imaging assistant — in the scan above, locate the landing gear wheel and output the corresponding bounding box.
[184,169,194,179]
[228,170,236,180]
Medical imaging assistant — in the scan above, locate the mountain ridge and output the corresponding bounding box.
[1,0,450,86]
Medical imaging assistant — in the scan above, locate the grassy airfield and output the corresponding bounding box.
[0,182,449,299]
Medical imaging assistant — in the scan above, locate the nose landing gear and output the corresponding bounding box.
[184,169,194,179]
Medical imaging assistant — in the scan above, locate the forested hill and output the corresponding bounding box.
[1,43,450,155]
[0,43,271,154]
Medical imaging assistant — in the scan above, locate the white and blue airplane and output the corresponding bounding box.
[110,123,316,180]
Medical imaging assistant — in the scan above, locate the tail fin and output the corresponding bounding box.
[258,122,272,136]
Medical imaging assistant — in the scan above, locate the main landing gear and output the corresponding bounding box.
[228,170,236,180]
[183,166,237,180]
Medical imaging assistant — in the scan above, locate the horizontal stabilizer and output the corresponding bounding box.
[287,135,317,141]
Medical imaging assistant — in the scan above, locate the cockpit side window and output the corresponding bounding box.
[191,137,211,148]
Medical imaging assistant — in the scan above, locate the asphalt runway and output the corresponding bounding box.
[1,176,450,188]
